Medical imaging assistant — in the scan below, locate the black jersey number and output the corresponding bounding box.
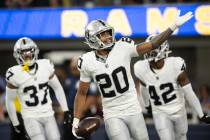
[149,83,176,105]
[24,83,49,107]
[6,71,14,81]
[77,57,83,69]
[95,66,129,98]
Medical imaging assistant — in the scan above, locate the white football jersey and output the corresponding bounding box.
[6,59,54,118]
[78,38,142,120]
[134,57,186,114]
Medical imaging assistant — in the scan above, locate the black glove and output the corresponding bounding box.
[200,114,210,124]
[14,124,30,140]
[145,101,152,116]
[64,111,72,125]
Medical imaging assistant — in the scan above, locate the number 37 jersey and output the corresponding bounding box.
[6,59,54,118]
[134,57,186,114]
[78,38,142,120]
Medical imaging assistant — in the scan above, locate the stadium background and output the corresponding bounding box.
[0,0,210,140]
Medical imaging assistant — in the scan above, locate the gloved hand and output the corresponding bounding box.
[200,114,210,124]
[145,104,152,115]
[14,124,30,140]
[72,118,84,139]
[170,10,193,31]
[63,111,72,125]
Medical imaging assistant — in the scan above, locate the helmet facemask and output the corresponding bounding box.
[85,20,115,50]
[144,35,171,62]
[13,37,39,66]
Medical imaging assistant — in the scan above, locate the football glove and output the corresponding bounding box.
[145,104,152,115]
[63,111,72,125]
[170,10,193,31]
[200,114,210,124]
[14,124,30,140]
[72,118,84,139]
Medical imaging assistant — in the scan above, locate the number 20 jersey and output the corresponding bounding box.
[134,57,186,114]
[6,59,54,118]
[79,38,142,120]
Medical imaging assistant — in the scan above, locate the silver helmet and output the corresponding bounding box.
[144,34,171,62]
[13,37,39,66]
[85,20,115,50]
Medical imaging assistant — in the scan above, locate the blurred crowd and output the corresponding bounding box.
[0,0,209,8]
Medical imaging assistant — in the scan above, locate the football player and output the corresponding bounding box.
[5,37,72,140]
[134,34,210,140]
[72,11,193,140]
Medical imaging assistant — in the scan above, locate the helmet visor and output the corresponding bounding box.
[20,48,35,64]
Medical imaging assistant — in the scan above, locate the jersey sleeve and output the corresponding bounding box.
[77,56,92,83]
[119,37,139,57]
[47,59,55,76]
[174,57,186,77]
[5,68,18,87]
[134,61,146,84]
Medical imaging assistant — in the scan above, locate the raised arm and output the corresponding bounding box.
[136,10,193,55]
[178,71,210,123]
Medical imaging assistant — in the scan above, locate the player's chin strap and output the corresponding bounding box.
[22,63,30,72]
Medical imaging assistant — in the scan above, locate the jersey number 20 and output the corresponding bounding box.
[95,66,129,98]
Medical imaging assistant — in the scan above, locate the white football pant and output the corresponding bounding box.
[23,116,60,140]
[104,113,149,140]
[153,108,188,140]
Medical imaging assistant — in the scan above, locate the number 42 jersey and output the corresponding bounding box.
[6,59,54,119]
[134,57,186,114]
[78,38,142,120]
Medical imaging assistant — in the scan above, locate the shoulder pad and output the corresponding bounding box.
[5,67,18,86]
[38,59,55,75]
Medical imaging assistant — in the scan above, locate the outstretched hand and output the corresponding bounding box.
[170,10,193,31]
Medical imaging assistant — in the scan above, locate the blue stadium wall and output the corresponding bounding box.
[0,3,209,39]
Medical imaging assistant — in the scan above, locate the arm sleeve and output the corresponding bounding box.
[47,59,55,76]
[134,62,150,106]
[134,62,145,82]
[78,57,91,83]
[182,84,204,118]
[140,85,150,107]
[48,75,68,112]
[6,68,18,87]
[5,87,19,126]
[174,57,186,77]
[128,41,138,57]
[120,37,138,57]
